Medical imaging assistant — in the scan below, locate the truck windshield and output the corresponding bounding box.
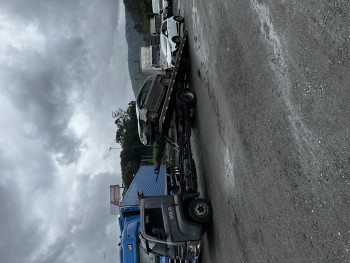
[144,208,166,241]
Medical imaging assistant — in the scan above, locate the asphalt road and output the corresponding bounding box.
[172,1,350,262]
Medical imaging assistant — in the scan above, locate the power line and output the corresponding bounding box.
[101,221,118,263]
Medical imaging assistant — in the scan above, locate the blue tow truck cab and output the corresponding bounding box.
[118,209,140,262]
[118,165,168,263]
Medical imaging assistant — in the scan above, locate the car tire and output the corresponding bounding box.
[171,56,176,66]
[173,16,184,23]
[147,111,158,122]
[178,89,196,108]
[172,36,182,44]
[189,198,212,224]
[161,76,171,86]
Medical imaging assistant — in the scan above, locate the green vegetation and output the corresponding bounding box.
[114,101,154,189]
[123,0,153,43]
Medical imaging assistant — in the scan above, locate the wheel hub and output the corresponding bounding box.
[194,203,208,217]
[148,112,158,121]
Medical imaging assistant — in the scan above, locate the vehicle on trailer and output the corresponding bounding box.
[136,29,194,147]
[136,74,171,145]
[160,16,185,67]
[136,76,196,146]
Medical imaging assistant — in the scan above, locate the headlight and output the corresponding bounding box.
[186,241,201,260]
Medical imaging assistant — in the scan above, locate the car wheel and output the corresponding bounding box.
[178,89,196,108]
[161,76,171,86]
[172,36,182,44]
[171,56,176,66]
[189,198,212,224]
[147,112,158,122]
[173,16,184,23]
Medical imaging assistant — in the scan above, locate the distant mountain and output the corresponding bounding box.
[123,0,152,97]
[124,10,147,97]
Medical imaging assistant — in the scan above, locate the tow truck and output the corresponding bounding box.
[136,29,212,262]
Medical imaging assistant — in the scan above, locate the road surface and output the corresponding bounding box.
[173,0,350,262]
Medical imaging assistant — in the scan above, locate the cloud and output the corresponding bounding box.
[0,145,120,263]
[0,151,48,263]
[34,237,75,263]
[2,48,85,165]
[0,0,130,262]
[0,0,131,166]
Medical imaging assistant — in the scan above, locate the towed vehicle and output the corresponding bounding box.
[160,16,185,68]
[136,75,195,146]
[136,74,171,145]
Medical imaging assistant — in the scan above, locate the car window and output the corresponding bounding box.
[137,78,153,108]
[161,21,168,37]
[137,92,148,108]
[160,35,167,57]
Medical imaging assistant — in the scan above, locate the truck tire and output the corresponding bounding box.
[189,198,212,224]
[178,89,196,108]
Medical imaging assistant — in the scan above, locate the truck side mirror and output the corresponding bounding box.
[137,191,144,199]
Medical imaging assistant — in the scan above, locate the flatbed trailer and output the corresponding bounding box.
[154,29,192,174]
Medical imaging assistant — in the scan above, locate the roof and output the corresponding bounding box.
[120,165,166,207]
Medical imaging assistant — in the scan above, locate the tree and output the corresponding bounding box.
[114,108,128,144]
[114,101,153,189]
[123,0,153,43]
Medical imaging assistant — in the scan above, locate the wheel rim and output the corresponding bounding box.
[161,77,170,86]
[194,202,208,217]
[148,112,158,121]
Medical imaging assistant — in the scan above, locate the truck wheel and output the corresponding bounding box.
[170,189,179,195]
[161,76,171,86]
[189,198,212,223]
[173,16,184,23]
[178,90,196,108]
[147,111,158,122]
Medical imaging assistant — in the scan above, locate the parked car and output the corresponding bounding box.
[152,0,172,18]
[160,16,184,68]
[136,74,171,145]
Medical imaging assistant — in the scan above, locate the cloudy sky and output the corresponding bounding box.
[0,0,134,262]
